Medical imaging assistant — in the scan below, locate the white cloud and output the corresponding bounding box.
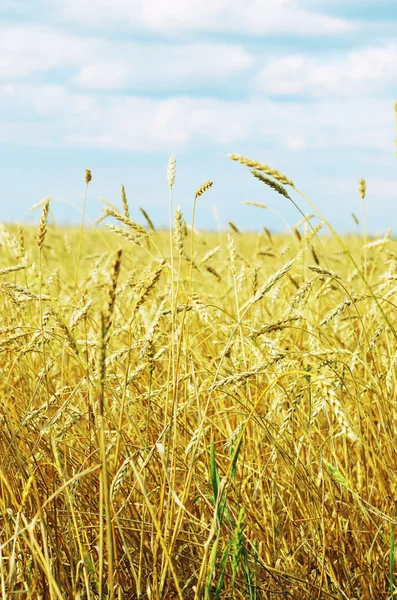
[0,25,94,78]
[0,24,253,90]
[73,42,253,90]
[285,135,307,151]
[255,44,397,98]
[58,0,356,36]
[0,83,394,154]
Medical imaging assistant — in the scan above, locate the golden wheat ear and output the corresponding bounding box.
[36,198,50,249]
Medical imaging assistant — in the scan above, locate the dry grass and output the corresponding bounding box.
[1,154,397,600]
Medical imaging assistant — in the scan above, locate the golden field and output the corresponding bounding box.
[1,157,397,600]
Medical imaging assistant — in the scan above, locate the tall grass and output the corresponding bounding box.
[1,117,397,598]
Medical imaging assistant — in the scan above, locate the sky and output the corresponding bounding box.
[0,0,396,233]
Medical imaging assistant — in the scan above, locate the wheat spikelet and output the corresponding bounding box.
[51,308,80,355]
[323,458,351,488]
[294,227,302,242]
[0,325,19,336]
[199,245,220,266]
[0,331,31,351]
[167,156,176,188]
[181,251,199,270]
[69,299,94,330]
[102,208,147,237]
[280,244,291,258]
[104,248,123,338]
[228,153,294,186]
[243,258,295,311]
[269,395,303,461]
[47,267,59,287]
[134,259,165,314]
[304,221,325,243]
[250,316,300,339]
[146,338,156,374]
[251,169,292,200]
[41,391,85,434]
[326,387,358,443]
[231,507,245,580]
[251,268,258,296]
[321,296,362,326]
[186,426,210,456]
[289,278,313,309]
[22,384,72,425]
[174,206,184,256]
[63,233,73,256]
[195,180,213,200]
[19,474,34,512]
[311,246,320,265]
[257,248,275,258]
[21,309,52,354]
[308,265,340,279]
[212,353,286,391]
[112,455,132,500]
[29,198,50,212]
[105,347,132,367]
[205,265,221,282]
[18,225,25,253]
[97,313,107,409]
[210,367,265,391]
[139,207,156,231]
[228,222,240,234]
[228,234,237,278]
[294,214,315,229]
[237,263,247,294]
[358,178,366,200]
[369,325,384,350]
[224,422,244,452]
[121,185,130,219]
[243,201,268,209]
[106,223,143,246]
[363,230,391,249]
[190,293,210,324]
[0,265,27,276]
[262,227,272,244]
[2,282,42,301]
[36,198,50,249]
[126,361,151,385]
[161,304,193,317]
[85,169,92,184]
[140,303,165,361]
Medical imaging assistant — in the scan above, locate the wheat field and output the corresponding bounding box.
[1,147,397,600]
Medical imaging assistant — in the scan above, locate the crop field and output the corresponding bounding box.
[1,156,397,599]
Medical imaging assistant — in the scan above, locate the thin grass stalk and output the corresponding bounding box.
[97,313,114,600]
[156,156,177,597]
[74,169,91,295]
[359,177,367,282]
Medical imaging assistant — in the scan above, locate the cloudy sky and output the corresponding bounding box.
[1,0,396,232]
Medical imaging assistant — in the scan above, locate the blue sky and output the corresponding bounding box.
[0,0,396,233]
